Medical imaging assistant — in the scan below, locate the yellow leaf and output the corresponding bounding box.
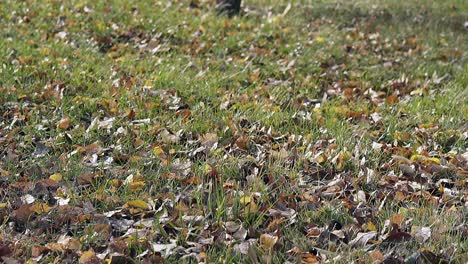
[394,131,410,141]
[272,16,282,24]
[153,146,164,156]
[366,221,377,232]
[336,151,352,171]
[39,47,51,56]
[423,157,440,165]
[110,179,121,187]
[247,202,258,213]
[316,154,327,164]
[439,184,444,195]
[31,203,52,215]
[0,168,9,177]
[239,196,252,206]
[410,155,441,165]
[0,202,8,209]
[203,163,212,174]
[315,36,326,43]
[410,154,424,161]
[128,181,145,191]
[125,200,149,209]
[239,196,258,213]
[260,234,278,250]
[49,173,63,183]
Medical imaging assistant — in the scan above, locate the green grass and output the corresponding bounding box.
[0,0,467,263]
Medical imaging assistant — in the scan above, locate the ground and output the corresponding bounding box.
[0,0,467,263]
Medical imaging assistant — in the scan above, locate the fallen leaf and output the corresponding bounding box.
[349,231,377,246]
[79,249,101,264]
[125,200,149,210]
[21,194,35,204]
[307,227,322,238]
[260,234,278,251]
[411,226,431,242]
[233,239,256,255]
[201,133,218,149]
[31,245,48,257]
[57,116,71,130]
[235,135,249,150]
[30,202,52,215]
[176,109,191,119]
[49,173,63,183]
[335,151,352,171]
[225,221,241,233]
[365,221,378,232]
[368,249,384,263]
[128,180,145,191]
[370,112,382,122]
[384,231,412,243]
[152,146,165,156]
[239,195,258,213]
[390,213,405,227]
[302,252,320,264]
[419,249,449,264]
[0,243,12,257]
[77,173,99,185]
[152,241,177,258]
[45,242,64,253]
[11,204,35,223]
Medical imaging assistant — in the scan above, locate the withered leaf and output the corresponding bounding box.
[350,231,377,247]
[79,249,101,264]
[259,234,278,251]
[384,231,412,243]
[124,200,149,210]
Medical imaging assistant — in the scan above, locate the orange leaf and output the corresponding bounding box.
[390,213,405,227]
[57,116,71,130]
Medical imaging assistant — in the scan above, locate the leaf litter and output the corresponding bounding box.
[0,0,467,263]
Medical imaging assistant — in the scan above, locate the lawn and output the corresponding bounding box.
[0,0,467,263]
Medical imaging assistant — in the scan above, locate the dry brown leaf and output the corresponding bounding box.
[368,249,384,263]
[57,116,71,130]
[267,217,286,232]
[45,242,64,253]
[306,227,322,238]
[235,135,249,150]
[31,245,48,257]
[390,214,405,227]
[176,109,192,119]
[302,253,320,264]
[77,173,99,185]
[11,204,34,223]
[79,249,101,264]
